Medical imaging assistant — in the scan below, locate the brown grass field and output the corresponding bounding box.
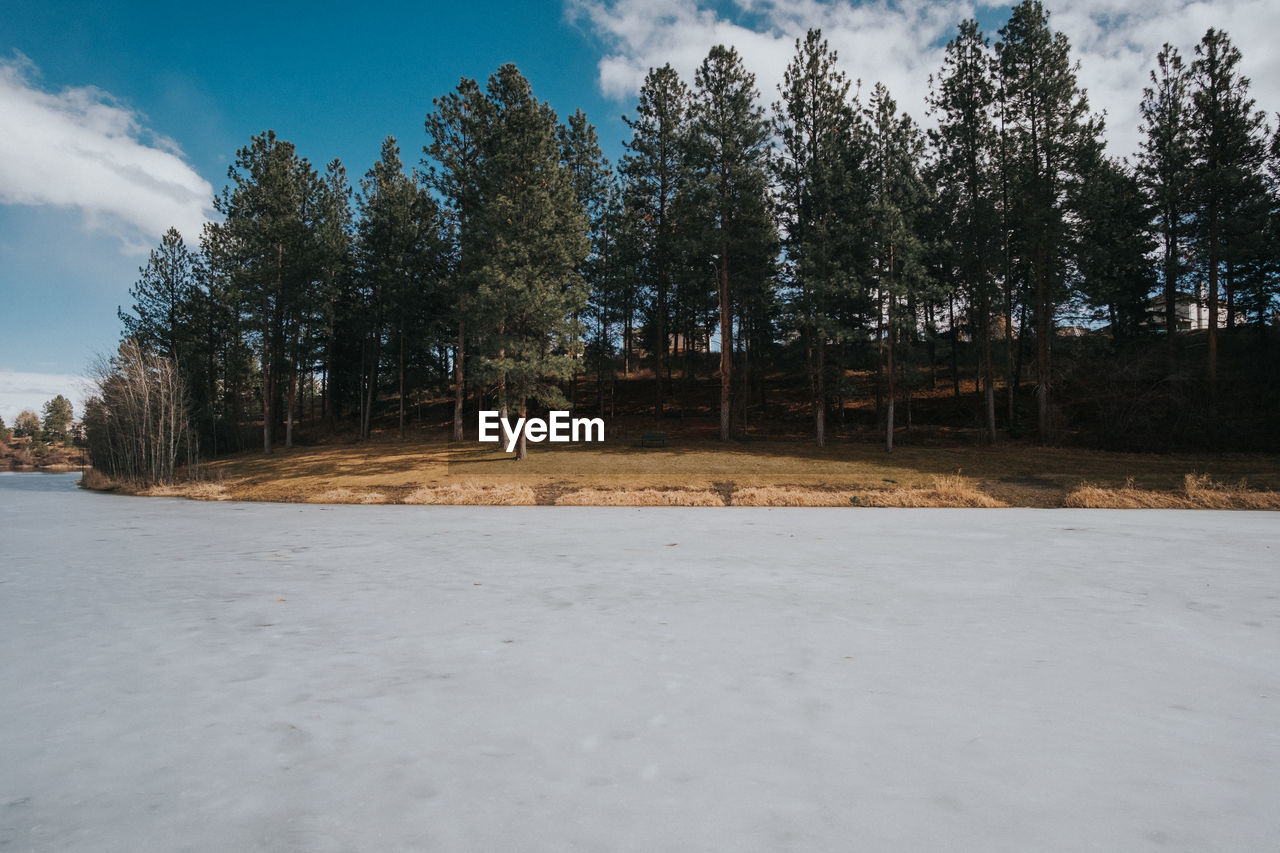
[81,427,1280,509]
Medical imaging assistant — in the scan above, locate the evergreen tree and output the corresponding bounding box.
[928,18,1001,442]
[425,77,491,441]
[1138,44,1193,371]
[41,395,74,439]
[559,109,613,410]
[620,64,690,418]
[1077,157,1157,337]
[314,159,356,425]
[773,29,859,446]
[996,0,1102,442]
[355,137,443,440]
[866,83,930,451]
[205,131,321,454]
[688,45,773,441]
[472,64,590,458]
[1189,27,1270,387]
[119,227,203,363]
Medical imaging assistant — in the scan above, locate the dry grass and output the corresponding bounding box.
[79,468,117,491]
[852,475,1008,508]
[125,435,1280,508]
[555,488,724,506]
[404,481,537,506]
[1064,473,1280,509]
[143,481,235,501]
[732,486,855,506]
[309,488,389,505]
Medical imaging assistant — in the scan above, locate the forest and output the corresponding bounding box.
[85,0,1280,480]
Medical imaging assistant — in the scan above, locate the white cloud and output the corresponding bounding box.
[0,369,90,427]
[569,0,1280,161]
[0,54,214,254]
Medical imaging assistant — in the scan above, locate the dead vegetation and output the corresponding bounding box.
[308,488,389,505]
[79,467,118,491]
[853,475,1008,508]
[556,487,724,506]
[404,482,537,506]
[730,476,1006,507]
[142,481,235,501]
[732,486,855,506]
[75,436,1280,509]
[1065,473,1280,510]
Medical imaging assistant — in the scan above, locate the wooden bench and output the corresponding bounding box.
[640,433,666,448]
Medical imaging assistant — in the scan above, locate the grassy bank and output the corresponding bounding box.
[80,431,1280,508]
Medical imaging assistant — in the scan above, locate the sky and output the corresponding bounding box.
[1,0,1277,424]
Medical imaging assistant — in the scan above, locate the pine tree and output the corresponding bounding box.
[41,395,74,439]
[996,0,1102,443]
[119,227,203,364]
[356,137,442,440]
[1138,44,1193,372]
[620,65,690,419]
[928,19,1000,442]
[472,64,590,459]
[559,109,613,410]
[205,131,321,454]
[1077,157,1157,337]
[866,83,929,452]
[425,77,492,441]
[688,45,773,442]
[774,29,859,446]
[1189,27,1269,391]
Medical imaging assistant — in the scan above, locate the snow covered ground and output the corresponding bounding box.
[2,471,1278,852]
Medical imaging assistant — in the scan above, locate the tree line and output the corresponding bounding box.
[95,0,1280,477]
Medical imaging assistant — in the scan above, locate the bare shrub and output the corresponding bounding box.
[79,468,118,491]
[83,339,194,484]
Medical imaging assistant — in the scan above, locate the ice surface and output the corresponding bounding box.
[2,472,1278,851]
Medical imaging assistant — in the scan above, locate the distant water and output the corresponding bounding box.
[0,469,82,493]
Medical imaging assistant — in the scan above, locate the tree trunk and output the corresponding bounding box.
[885,259,896,453]
[815,332,826,448]
[718,242,732,442]
[398,330,406,440]
[949,292,960,399]
[656,269,667,420]
[517,397,528,460]
[1164,225,1178,376]
[1035,242,1051,444]
[981,292,997,444]
[1208,251,1218,394]
[452,321,465,441]
[285,363,296,450]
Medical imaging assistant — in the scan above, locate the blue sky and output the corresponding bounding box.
[2,0,1277,423]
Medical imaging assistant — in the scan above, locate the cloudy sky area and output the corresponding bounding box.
[1,0,1277,424]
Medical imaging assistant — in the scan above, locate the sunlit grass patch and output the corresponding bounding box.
[1064,473,1280,509]
[555,487,724,506]
[404,481,537,505]
[732,486,854,506]
[143,480,235,501]
[309,488,388,505]
[853,475,1008,508]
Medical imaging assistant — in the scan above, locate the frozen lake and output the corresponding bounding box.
[2,471,1279,851]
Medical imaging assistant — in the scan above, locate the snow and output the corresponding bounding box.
[2,471,1279,851]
